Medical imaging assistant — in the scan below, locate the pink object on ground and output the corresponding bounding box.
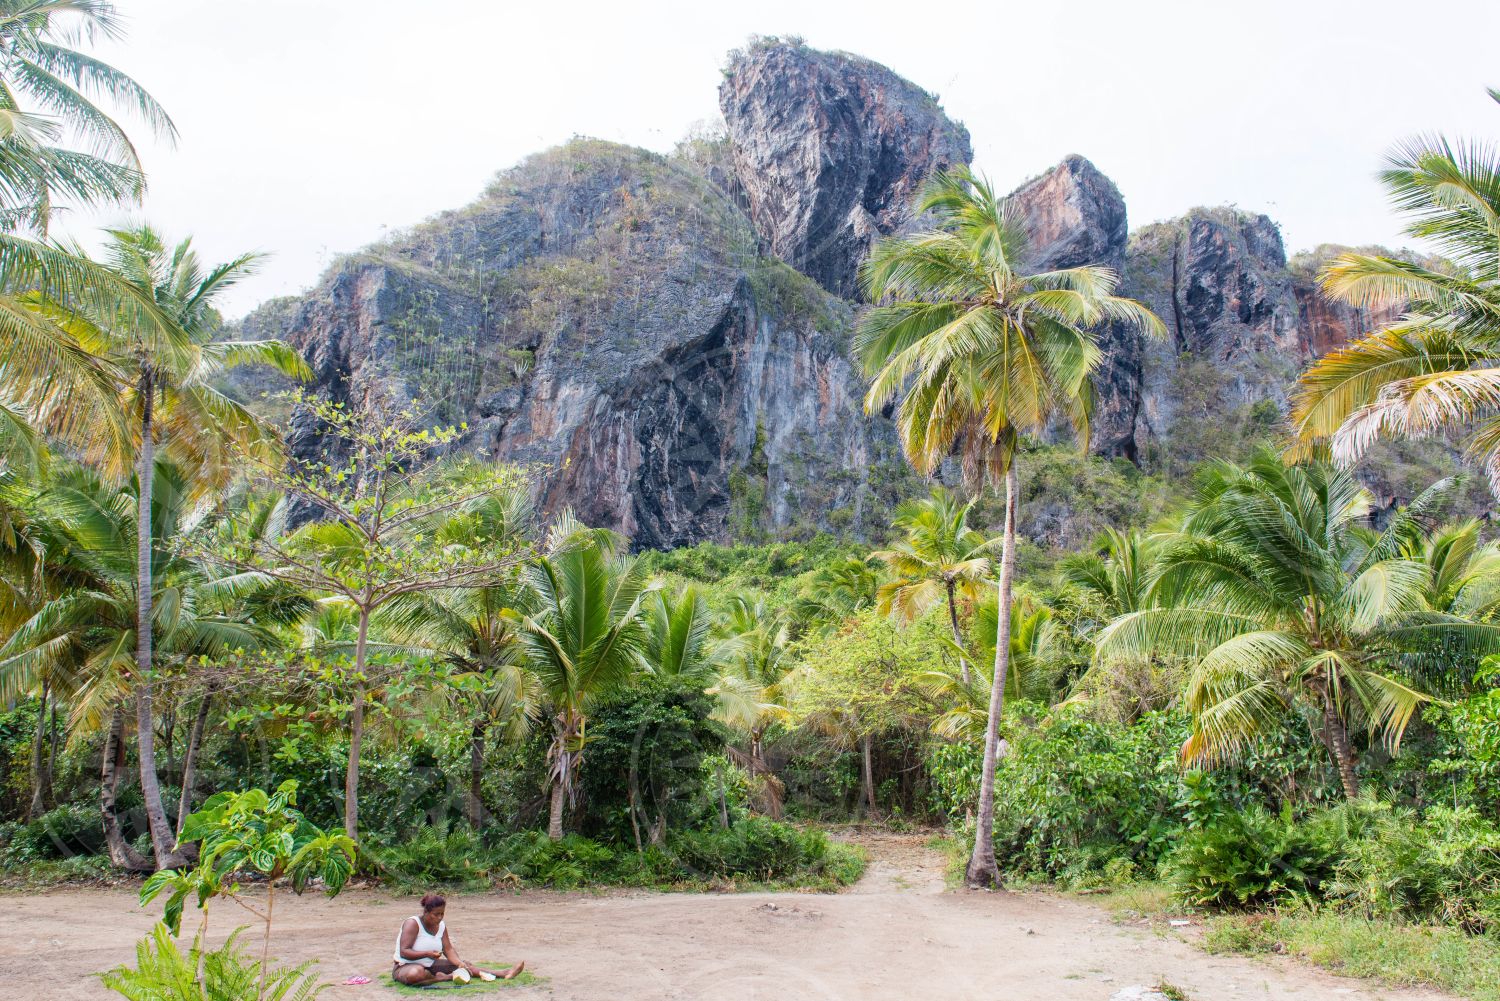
[341,975,372,985]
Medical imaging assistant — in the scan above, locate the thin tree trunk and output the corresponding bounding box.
[162,697,177,787]
[967,463,1017,889]
[547,777,565,840]
[861,734,877,817]
[1322,695,1360,800]
[101,705,150,872]
[134,378,186,871]
[344,607,371,842]
[467,719,487,829]
[43,697,56,810]
[945,583,971,686]
[177,690,212,837]
[28,681,49,821]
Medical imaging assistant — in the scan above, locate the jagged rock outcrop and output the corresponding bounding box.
[241,37,1430,548]
[719,38,972,298]
[1123,208,1304,453]
[1008,155,1139,458]
[245,138,909,548]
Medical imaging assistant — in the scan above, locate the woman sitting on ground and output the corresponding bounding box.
[392,892,525,986]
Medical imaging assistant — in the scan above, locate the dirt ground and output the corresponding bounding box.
[2,832,1459,1001]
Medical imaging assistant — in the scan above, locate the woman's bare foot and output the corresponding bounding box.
[502,961,525,980]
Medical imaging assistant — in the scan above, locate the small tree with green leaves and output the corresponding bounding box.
[220,393,531,840]
[140,780,355,1000]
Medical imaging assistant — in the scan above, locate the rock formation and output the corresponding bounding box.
[719,39,972,298]
[247,138,915,548]
[239,37,1411,548]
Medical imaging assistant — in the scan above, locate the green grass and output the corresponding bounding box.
[379,962,541,995]
[1204,909,1500,1001]
[926,833,968,889]
[1091,881,1179,923]
[1153,981,1191,1001]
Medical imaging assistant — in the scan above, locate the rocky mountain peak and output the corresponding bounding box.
[719,37,972,298]
[1011,154,1128,272]
[239,39,1418,549]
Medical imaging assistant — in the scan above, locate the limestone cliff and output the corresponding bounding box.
[241,38,1417,548]
[719,39,972,298]
[246,139,912,548]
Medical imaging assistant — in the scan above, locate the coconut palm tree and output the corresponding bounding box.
[1097,450,1500,800]
[41,226,310,868]
[704,593,796,817]
[0,462,308,864]
[855,166,1164,886]
[515,516,656,839]
[1401,519,1500,620]
[873,487,994,684]
[788,555,880,634]
[1,1,180,464]
[1059,527,1163,618]
[1291,90,1500,490]
[643,584,726,684]
[377,490,541,829]
[0,0,176,230]
[923,591,1059,742]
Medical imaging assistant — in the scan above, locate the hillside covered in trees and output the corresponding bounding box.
[3,9,1500,1001]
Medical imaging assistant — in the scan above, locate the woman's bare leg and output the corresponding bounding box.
[393,963,452,986]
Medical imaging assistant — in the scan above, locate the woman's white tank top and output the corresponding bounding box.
[394,916,444,967]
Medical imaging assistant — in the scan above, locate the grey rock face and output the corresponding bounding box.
[1008,155,1140,458]
[1124,208,1305,451]
[244,138,904,548]
[245,38,1411,548]
[719,38,972,298]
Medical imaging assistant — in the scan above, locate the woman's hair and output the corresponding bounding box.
[420,892,446,912]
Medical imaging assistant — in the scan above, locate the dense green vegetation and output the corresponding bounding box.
[3,5,1500,999]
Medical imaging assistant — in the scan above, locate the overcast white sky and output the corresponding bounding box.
[65,0,1500,317]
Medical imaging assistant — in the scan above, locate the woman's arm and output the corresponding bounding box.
[397,919,442,962]
[442,926,467,968]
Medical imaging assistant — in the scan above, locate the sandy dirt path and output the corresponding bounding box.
[2,832,1458,1001]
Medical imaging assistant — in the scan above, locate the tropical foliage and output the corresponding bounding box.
[855,164,1164,885]
[2,12,1500,997]
[1292,90,1500,490]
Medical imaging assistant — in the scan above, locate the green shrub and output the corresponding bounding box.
[670,817,861,884]
[495,832,619,888]
[982,707,1214,884]
[925,739,982,820]
[576,682,729,844]
[366,825,502,889]
[1330,804,1500,931]
[1163,805,1350,908]
[0,803,102,865]
[100,924,323,1000]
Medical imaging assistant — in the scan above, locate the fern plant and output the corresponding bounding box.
[100,925,323,1000]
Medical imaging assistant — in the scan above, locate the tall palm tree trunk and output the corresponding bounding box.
[176,690,212,837]
[28,681,49,820]
[467,718,487,829]
[547,779,566,840]
[345,607,370,842]
[101,704,150,872]
[945,583,971,686]
[1321,696,1361,801]
[43,697,57,809]
[134,376,185,870]
[967,463,1018,889]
